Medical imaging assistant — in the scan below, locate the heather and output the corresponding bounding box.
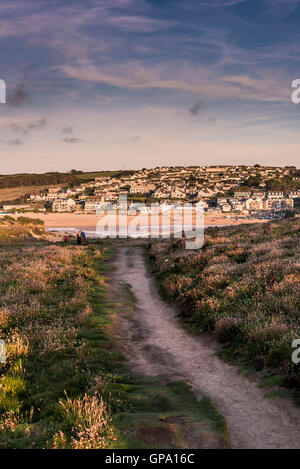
[149,219,300,387]
[0,228,228,449]
[0,237,122,448]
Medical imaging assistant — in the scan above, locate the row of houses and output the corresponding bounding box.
[217,193,297,214]
[54,190,299,214]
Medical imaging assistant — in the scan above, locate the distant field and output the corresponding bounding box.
[0,184,61,203]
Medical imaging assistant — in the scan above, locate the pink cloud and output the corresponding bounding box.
[58,60,289,102]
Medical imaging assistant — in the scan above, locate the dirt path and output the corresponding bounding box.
[112,246,300,449]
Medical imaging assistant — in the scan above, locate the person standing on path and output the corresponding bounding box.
[77,230,82,245]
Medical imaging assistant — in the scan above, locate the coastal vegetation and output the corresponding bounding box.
[149,219,300,393]
[0,222,228,449]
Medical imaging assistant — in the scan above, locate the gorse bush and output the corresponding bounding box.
[0,216,45,241]
[150,219,300,381]
[17,216,44,226]
[3,216,15,223]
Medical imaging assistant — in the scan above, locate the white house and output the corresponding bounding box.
[52,198,76,212]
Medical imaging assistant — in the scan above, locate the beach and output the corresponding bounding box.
[9,211,268,238]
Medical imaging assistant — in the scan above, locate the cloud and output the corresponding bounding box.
[27,118,47,131]
[61,126,74,135]
[267,0,300,5]
[115,135,141,144]
[266,0,300,15]
[7,138,23,146]
[59,60,288,102]
[189,101,206,116]
[0,0,293,108]
[196,0,246,6]
[8,118,47,135]
[105,15,170,32]
[61,137,83,144]
[7,83,30,106]
[60,126,83,143]
[0,1,159,43]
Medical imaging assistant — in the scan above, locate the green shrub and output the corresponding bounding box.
[17,217,44,226]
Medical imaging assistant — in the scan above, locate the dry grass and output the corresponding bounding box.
[51,394,116,449]
[0,184,62,203]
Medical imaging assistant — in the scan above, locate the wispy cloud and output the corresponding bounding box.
[267,0,300,7]
[58,60,288,102]
[61,137,83,144]
[0,0,294,106]
[197,0,247,6]
[60,125,83,143]
[115,135,141,144]
[189,101,206,116]
[7,138,24,146]
[105,15,170,32]
[265,0,300,17]
[61,126,74,135]
[8,118,47,135]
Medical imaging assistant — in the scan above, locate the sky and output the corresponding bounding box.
[0,0,300,173]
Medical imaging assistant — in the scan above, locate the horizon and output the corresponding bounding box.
[1,162,300,177]
[1,1,300,172]
[2,161,300,177]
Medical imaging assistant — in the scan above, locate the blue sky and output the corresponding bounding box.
[0,0,300,173]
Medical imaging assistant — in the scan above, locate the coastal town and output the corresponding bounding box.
[2,165,300,219]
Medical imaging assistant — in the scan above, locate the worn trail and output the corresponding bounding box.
[113,246,300,449]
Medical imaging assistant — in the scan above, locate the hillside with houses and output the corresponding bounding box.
[1,165,300,219]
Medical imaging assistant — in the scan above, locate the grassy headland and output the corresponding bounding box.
[149,219,300,392]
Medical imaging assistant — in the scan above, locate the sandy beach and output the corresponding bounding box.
[8,211,268,237]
